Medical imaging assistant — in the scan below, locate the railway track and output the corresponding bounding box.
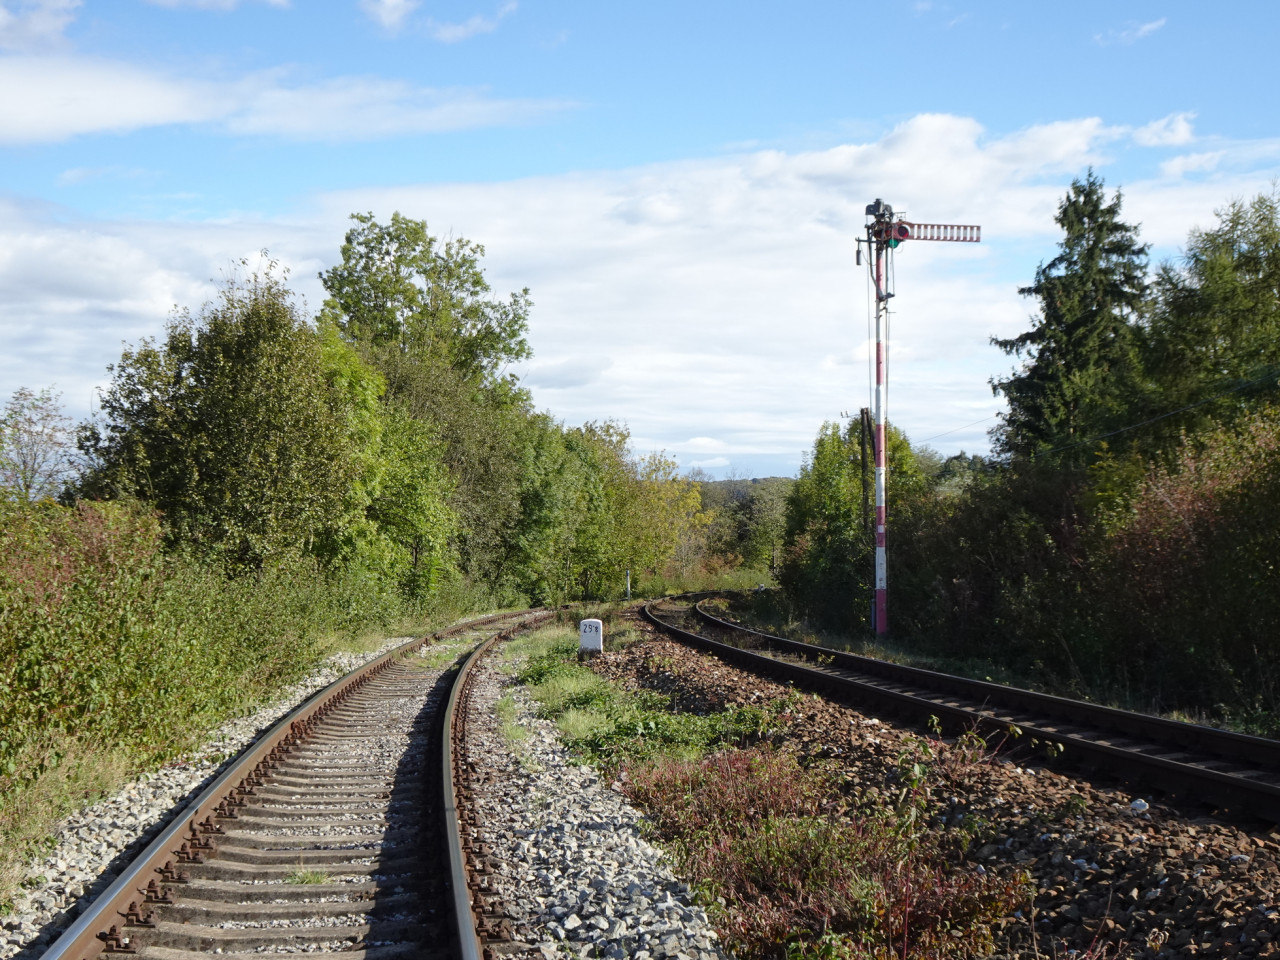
[643,595,1280,825]
[39,610,552,960]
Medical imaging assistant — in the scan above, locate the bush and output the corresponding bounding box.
[1097,406,1280,727]
[0,498,413,792]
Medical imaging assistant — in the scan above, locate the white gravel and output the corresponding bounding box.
[0,636,418,959]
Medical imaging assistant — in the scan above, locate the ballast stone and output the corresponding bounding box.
[465,653,728,960]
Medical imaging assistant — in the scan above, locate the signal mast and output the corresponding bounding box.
[858,199,980,636]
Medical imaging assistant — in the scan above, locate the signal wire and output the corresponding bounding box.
[1039,367,1280,458]
[918,414,1000,444]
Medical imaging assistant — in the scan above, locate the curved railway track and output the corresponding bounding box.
[643,595,1280,825]
[40,610,552,960]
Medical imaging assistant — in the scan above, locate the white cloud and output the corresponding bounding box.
[4,113,1279,475]
[0,56,571,143]
[1095,17,1166,45]
[426,1,516,43]
[225,73,568,140]
[1134,111,1196,147]
[1160,150,1224,179]
[523,356,612,389]
[681,437,729,454]
[57,166,153,185]
[0,56,224,142]
[145,0,289,9]
[0,0,79,52]
[360,0,417,31]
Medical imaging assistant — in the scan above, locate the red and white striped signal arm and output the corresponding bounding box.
[902,222,981,242]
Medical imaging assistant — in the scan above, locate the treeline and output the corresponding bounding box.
[0,213,709,812]
[71,213,708,606]
[780,176,1280,732]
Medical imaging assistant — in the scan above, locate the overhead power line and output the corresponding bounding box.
[1041,367,1280,458]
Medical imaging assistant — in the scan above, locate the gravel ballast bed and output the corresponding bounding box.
[464,649,728,960]
[594,612,1280,959]
[0,636,420,959]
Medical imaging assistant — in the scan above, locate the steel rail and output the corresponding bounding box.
[39,610,537,960]
[443,610,554,960]
[642,596,1280,824]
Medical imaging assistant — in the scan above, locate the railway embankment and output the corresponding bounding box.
[590,609,1280,958]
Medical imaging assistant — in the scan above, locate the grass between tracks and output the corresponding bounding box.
[507,617,1026,960]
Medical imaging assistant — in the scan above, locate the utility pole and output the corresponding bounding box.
[859,407,872,538]
[858,200,980,636]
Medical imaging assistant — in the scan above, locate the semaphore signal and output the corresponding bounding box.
[857,199,981,637]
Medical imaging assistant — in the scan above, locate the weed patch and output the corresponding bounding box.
[516,632,787,767]
[626,749,1025,959]
[285,868,328,885]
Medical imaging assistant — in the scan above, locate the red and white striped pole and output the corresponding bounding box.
[860,203,978,636]
[872,231,889,636]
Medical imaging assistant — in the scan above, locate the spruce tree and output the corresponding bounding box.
[991,170,1148,463]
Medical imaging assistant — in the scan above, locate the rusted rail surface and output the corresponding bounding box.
[39,609,552,960]
[643,595,1280,824]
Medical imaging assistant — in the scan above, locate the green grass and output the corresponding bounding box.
[513,628,790,769]
[285,868,328,885]
[0,738,128,910]
[494,694,531,747]
[403,642,473,671]
[555,707,613,741]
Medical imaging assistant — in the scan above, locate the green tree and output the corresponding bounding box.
[78,262,369,569]
[1140,188,1280,446]
[992,170,1149,463]
[319,211,531,383]
[780,420,926,631]
[699,476,793,572]
[0,387,76,502]
[367,405,458,598]
[319,212,537,589]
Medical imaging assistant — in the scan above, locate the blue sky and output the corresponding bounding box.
[3,1,1279,478]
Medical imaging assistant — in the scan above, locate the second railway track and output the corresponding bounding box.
[39,610,552,960]
[644,594,1280,825]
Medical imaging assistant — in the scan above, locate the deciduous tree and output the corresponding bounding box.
[319,211,531,383]
[1141,188,1280,446]
[78,262,369,569]
[0,387,76,502]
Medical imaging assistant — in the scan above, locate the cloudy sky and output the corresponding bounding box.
[2,1,1278,477]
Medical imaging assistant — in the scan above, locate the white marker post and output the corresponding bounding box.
[578,618,603,661]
